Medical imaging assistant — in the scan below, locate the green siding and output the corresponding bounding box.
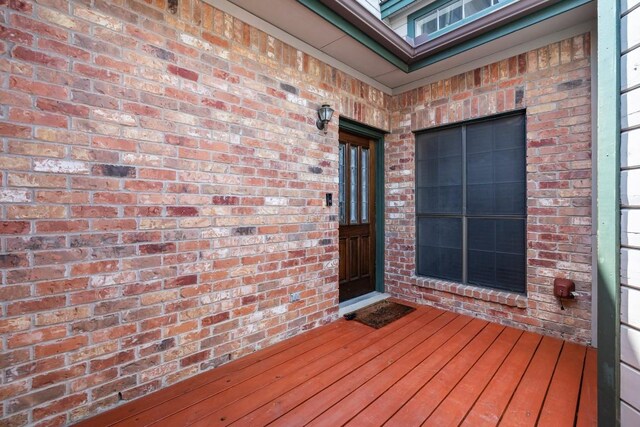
[381,0,420,19]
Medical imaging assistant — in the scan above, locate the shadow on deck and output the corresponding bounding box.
[76,302,597,426]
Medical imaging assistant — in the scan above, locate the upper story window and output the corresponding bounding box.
[410,0,515,39]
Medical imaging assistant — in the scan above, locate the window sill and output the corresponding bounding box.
[412,276,527,309]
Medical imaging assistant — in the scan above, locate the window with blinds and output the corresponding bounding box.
[415,112,526,293]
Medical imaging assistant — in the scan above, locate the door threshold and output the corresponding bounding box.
[338,292,391,316]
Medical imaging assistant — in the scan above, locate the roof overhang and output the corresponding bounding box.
[225,0,596,92]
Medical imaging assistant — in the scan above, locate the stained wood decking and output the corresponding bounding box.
[77,303,597,426]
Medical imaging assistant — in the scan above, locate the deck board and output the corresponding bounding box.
[80,304,597,427]
[461,331,542,427]
[235,308,449,426]
[498,336,564,427]
[74,319,348,427]
[537,342,586,426]
[197,308,440,426]
[384,322,506,426]
[424,327,523,426]
[147,323,371,426]
[576,347,598,427]
[269,310,466,427]
[320,318,488,426]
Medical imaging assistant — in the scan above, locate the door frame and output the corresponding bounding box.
[339,118,387,294]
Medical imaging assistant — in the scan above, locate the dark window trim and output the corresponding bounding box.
[414,110,527,294]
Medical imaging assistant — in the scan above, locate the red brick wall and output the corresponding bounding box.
[0,0,389,424]
[0,0,594,423]
[386,34,593,344]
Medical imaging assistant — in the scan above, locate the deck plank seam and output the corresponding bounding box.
[331,315,474,425]
[412,324,509,426]
[531,341,566,427]
[458,329,533,426]
[144,325,371,426]
[410,324,509,426]
[182,309,437,426]
[422,327,525,426]
[489,333,546,426]
[259,310,451,425]
[272,310,465,427]
[375,320,492,426]
[85,321,349,427]
[236,308,448,426]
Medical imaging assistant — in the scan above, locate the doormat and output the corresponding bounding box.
[346,300,415,329]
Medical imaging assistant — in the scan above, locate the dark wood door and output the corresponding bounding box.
[338,131,376,302]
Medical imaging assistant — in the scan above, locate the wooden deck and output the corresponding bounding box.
[77,303,597,426]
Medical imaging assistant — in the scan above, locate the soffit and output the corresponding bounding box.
[227,0,596,91]
[322,36,400,77]
[230,0,346,49]
[377,3,596,89]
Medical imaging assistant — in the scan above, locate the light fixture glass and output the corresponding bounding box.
[316,104,334,133]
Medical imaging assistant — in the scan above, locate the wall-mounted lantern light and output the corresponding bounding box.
[316,104,334,134]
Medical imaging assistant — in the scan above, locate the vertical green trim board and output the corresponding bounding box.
[596,0,620,424]
[339,118,387,294]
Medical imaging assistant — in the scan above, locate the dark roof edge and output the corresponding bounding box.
[412,0,565,61]
[317,0,570,64]
[303,0,592,72]
[318,0,416,61]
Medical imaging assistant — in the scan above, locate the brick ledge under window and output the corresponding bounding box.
[412,276,528,309]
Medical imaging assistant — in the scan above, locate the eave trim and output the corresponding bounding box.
[297,0,411,71]
[299,0,594,74]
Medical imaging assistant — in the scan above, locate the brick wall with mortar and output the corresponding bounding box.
[0,0,390,424]
[385,33,593,345]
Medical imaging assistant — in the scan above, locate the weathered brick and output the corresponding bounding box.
[36,306,91,326]
[0,24,34,45]
[7,205,66,219]
[11,46,68,69]
[0,221,30,234]
[0,0,594,422]
[32,392,88,421]
[9,107,68,128]
[38,7,89,32]
[0,316,31,334]
[212,195,239,205]
[0,122,32,138]
[74,7,124,31]
[7,385,66,414]
[35,336,88,358]
[34,159,90,174]
[91,164,136,177]
[0,253,29,268]
[0,189,31,203]
[167,64,198,81]
[36,97,91,118]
